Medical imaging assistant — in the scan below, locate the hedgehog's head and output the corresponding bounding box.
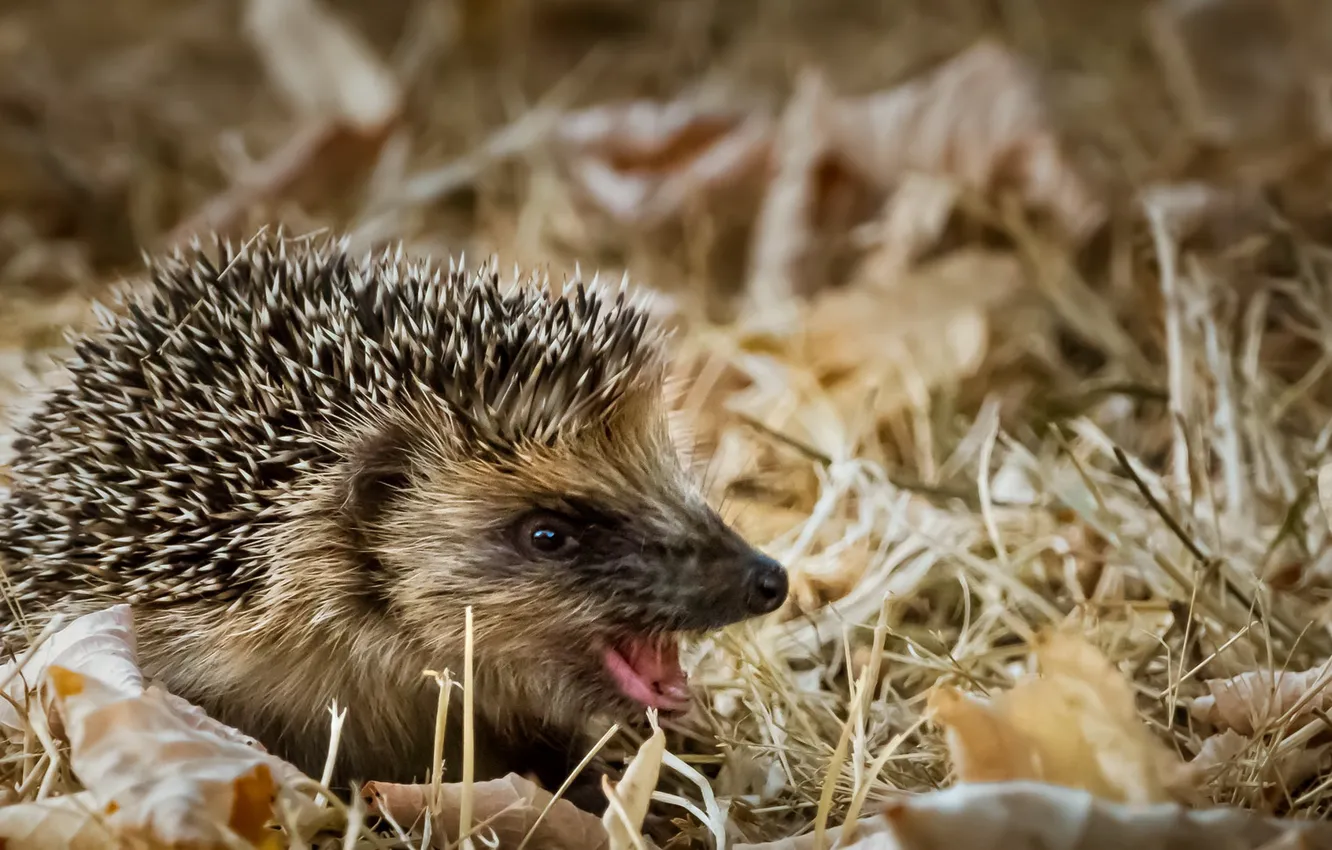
[333,268,787,728]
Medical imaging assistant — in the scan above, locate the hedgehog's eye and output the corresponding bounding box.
[515,512,581,559]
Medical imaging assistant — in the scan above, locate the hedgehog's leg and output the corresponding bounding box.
[514,730,616,816]
[556,759,615,816]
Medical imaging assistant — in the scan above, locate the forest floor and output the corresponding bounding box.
[5,0,1332,847]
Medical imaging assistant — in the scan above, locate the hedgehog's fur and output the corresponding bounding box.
[0,232,788,809]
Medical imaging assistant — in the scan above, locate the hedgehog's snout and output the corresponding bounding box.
[742,551,789,616]
[660,539,789,631]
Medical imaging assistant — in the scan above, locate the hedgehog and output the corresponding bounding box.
[0,231,788,811]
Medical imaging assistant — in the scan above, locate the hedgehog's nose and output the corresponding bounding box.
[744,552,789,615]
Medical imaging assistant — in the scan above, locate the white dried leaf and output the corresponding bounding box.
[745,69,843,314]
[834,40,1103,243]
[49,665,292,849]
[603,713,666,848]
[0,792,117,849]
[243,0,400,130]
[557,101,773,228]
[736,781,1332,849]
[1189,664,1332,735]
[0,604,142,736]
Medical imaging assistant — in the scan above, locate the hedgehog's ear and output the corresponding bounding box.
[338,422,415,534]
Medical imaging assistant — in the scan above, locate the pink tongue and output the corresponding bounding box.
[604,637,690,710]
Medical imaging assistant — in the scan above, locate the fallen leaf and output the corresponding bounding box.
[927,632,1184,804]
[242,0,400,131]
[733,249,1021,430]
[364,773,610,850]
[927,688,1041,784]
[735,781,1332,850]
[1189,664,1332,735]
[745,40,1102,312]
[556,100,773,228]
[745,69,859,310]
[49,665,292,849]
[1190,729,1251,776]
[0,792,117,850]
[0,606,307,848]
[0,604,142,737]
[1189,729,1332,808]
[836,40,1102,243]
[797,250,1020,396]
[604,711,666,848]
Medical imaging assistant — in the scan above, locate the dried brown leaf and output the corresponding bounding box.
[0,607,307,848]
[803,250,1018,369]
[364,773,610,850]
[1190,729,1252,776]
[0,604,141,736]
[928,633,1184,804]
[836,40,1102,243]
[48,665,293,849]
[745,40,1100,314]
[0,792,117,849]
[736,782,1332,850]
[1190,665,1332,735]
[1190,730,1332,807]
[745,69,849,310]
[556,100,772,228]
[753,250,1021,420]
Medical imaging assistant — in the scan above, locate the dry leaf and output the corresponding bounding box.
[1190,729,1252,776]
[745,40,1101,311]
[0,604,142,736]
[604,712,666,848]
[745,69,852,310]
[556,100,772,228]
[0,792,117,849]
[0,606,307,848]
[364,773,610,850]
[927,633,1183,804]
[735,781,1332,850]
[735,250,1022,426]
[1190,729,1332,807]
[48,665,291,849]
[242,0,400,131]
[1189,664,1332,735]
[927,688,1041,784]
[799,250,1020,389]
[835,40,1102,243]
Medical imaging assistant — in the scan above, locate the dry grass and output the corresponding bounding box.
[5,0,1332,847]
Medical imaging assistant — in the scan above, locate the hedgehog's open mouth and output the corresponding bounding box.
[603,634,689,712]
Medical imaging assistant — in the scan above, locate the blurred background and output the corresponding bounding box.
[6,0,1332,843]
